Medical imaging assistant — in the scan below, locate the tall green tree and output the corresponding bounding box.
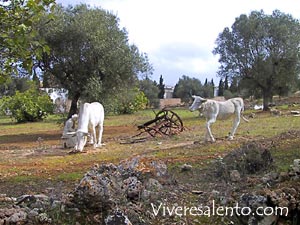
[0,0,55,83]
[204,78,208,86]
[139,77,159,108]
[38,5,152,117]
[157,75,165,99]
[202,78,214,98]
[224,75,229,91]
[173,75,203,103]
[211,78,215,96]
[213,10,300,110]
[229,77,238,94]
[218,78,224,96]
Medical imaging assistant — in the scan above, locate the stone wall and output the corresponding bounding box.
[159,98,181,109]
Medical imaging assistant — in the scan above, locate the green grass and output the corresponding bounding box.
[271,138,300,171]
[55,172,84,181]
[105,109,157,126]
[8,175,40,183]
[0,114,63,134]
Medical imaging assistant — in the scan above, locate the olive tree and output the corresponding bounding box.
[213,10,300,110]
[38,4,152,117]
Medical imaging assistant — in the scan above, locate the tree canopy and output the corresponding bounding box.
[173,75,203,103]
[213,10,300,110]
[139,77,160,108]
[38,4,152,117]
[0,0,55,83]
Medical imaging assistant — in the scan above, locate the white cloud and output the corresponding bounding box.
[57,0,300,85]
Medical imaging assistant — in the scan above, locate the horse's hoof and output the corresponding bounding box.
[205,138,215,143]
[68,150,81,154]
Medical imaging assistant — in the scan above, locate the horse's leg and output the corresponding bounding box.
[206,117,216,142]
[205,130,210,141]
[87,124,94,145]
[91,126,97,148]
[229,109,241,140]
[96,122,103,147]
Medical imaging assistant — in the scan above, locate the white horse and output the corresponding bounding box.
[189,95,248,142]
[74,102,104,151]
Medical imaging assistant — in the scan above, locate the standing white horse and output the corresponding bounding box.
[189,95,248,142]
[74,102,104,152]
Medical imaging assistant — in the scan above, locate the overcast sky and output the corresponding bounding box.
[56,0,300,86]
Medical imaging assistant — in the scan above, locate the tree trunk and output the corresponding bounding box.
[262,89,272,111]
[67,93,80,119]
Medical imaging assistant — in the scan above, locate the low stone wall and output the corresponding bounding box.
[159,98,181,109]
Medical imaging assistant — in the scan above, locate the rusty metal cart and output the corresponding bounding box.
[121,109,184,144]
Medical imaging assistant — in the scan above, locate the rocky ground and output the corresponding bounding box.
[1,130,300,225]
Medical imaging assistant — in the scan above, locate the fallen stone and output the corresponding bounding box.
[180,163,193,172]
[105,210,132,225]
[230,170,241,182]
[290,110,300,115]
[191,190,204,195]
[7,211,27,224]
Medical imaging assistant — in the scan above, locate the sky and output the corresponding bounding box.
[56,0,300,86]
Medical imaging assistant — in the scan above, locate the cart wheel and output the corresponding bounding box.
[155,109,184,135]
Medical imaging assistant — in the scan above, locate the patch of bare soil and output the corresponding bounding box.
[0,125,138,196]
[0,126,135,158]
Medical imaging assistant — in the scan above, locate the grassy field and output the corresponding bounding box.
[0,106,300,197]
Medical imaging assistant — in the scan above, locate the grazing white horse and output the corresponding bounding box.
[189,95,248,142]
[74,102,104,152]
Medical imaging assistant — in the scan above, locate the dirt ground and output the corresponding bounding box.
[0,124,139,196]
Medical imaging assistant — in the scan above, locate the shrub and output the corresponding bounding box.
[115,88,148,114]
[103,88,148,115]
[1,88,54,122]
[223,89,234,99]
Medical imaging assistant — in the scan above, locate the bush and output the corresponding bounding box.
[1,88,54,122]
[103,88,148,115]
[115,88,148,114]
[223,89,234,99]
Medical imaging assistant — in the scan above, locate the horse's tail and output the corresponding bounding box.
[241,104,249,122]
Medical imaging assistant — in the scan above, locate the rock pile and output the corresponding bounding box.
[213,141,273,181]
[65,156,170,224]
[216,158,300,225]
[0,194,54,224]
[0,157,170,225]
[234,185,300,225]
[208,138,300,225]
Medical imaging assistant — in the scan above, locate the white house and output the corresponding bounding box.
[164,85,174,99]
